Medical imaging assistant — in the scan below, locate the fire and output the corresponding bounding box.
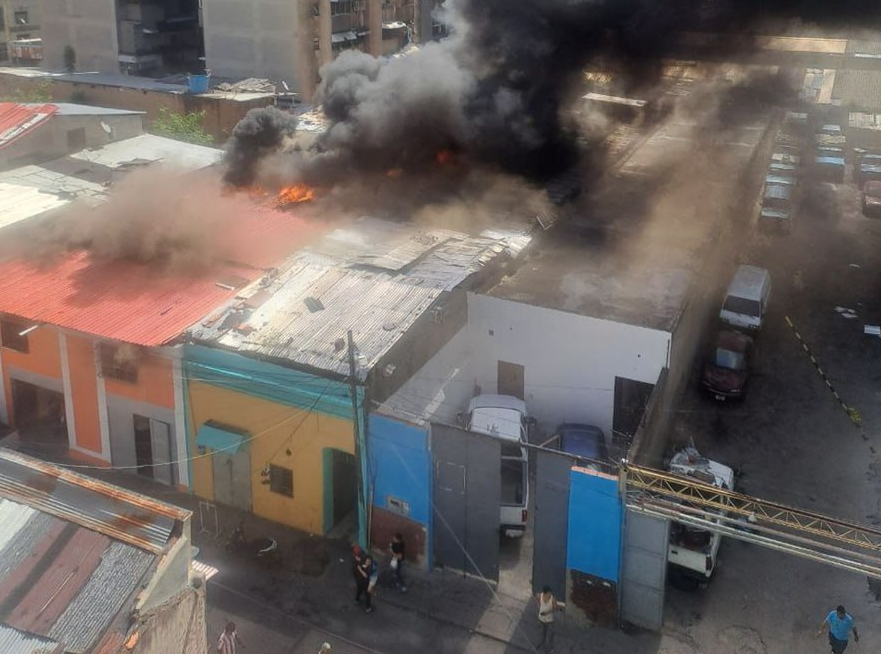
[276,184,315,205]
[435,149,453,165]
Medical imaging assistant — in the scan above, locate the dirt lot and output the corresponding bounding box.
[659,157,881,652]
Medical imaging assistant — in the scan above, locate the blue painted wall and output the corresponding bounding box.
[367,413,431,527]
[566,468,623,581]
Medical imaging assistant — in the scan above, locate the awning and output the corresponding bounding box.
[196,423,246,453]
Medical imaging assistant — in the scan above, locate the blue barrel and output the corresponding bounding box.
[187,74,210,94]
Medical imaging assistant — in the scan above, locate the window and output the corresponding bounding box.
[100,343,139,383]
[1,319,29,353]
[331,1,354,16]
[269,464,293,497]
[0,10,6,31]
[14,10,27,25]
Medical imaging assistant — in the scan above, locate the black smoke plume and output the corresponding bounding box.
[223,106,299,186]
[226,0,881,187]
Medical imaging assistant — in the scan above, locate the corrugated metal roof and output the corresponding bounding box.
[69,134,222,171]
[0,208,317,346]
[50,72,187,93]
[0,182,70,230]
[0,449,187,553]
[0,450,175,654]
[27,102,144,116]
[0,624,63,654]
[0,103,56,150]
[189,220,529,378]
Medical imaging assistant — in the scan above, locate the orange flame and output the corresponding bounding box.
[276,184,315,205]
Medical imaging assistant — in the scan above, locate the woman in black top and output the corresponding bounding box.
[390,533,407,592]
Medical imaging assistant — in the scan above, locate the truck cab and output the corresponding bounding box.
[666,447,735,583]
[466,394,531,538]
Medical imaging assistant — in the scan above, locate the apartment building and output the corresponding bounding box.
[1,0,41,63]
[39,0,202,75]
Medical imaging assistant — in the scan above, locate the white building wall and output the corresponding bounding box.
[382,293,672,442]
[465,294,671,439]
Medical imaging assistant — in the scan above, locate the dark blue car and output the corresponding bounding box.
[553,423,610,469]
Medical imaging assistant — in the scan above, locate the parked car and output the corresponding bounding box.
[812,155,846,183]
[769,161,797,175]
[719,265,771,332]
[863,181,881,219]
[855,157,881,185]
[759,184,793,233]
[702,331,754,400]
[770,151,801,167]
[464,394,534,537]
[552,423,610,471]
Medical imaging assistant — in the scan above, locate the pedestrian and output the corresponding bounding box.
[536,585,560,651]
[352,544,365,602]
[390,532,407,592]
[217,621,245,654]
[363,554,378,613]
[318,643,332,654]
[817,605,859,654]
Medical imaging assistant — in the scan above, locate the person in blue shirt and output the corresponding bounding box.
[817,605,859,654]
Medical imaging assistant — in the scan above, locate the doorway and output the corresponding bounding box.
[613,377,655,450]
[11,379,67,449]
[324,448,357,534]
[497,361,525,399]
[132,414,173,485]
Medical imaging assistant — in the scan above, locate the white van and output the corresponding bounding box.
[719,265,771,332]
[466,394,531,538]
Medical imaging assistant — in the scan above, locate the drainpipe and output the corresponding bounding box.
[347,330,368,549]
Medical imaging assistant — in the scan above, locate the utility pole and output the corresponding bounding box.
[347,330,367,548]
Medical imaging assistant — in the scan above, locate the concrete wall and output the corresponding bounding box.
[367,413,430,565]
[0,112,144,170]
[566,467,623,627]
[467,294,671,439]
[202,0,302,91]
[132,586,207,654]
[39,0,119,72]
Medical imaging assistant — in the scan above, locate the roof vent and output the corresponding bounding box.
[304,297,325,312]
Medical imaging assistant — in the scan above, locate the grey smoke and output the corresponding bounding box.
[223,106,299,186]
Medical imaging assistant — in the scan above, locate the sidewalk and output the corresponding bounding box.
[75,465,660,654]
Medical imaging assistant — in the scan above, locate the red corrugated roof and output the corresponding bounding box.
[0,208,318,346]
[0,103,56,149]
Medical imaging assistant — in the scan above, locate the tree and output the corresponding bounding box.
[63,45,77,73]
[1,79,53,103]
[149,107,214,145]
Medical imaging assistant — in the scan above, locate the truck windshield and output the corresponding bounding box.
[723,296,761,317]
[501,459,525,505]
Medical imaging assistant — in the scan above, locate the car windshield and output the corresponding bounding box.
[714,348,745,370]
[723,296,761,317]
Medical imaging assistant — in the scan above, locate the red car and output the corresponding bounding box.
[863,181,881,219]
[702,331,753,400]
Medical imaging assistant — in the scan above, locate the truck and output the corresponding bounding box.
[666,446,735,583]
[464,394,533,537]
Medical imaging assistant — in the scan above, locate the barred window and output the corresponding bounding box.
[100,343,139,383]
[269,464,293,497]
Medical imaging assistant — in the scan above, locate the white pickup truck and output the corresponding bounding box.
[465,394,532,538]
[666,446,735,582]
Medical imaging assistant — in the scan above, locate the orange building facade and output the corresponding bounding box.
[0,318,188,487]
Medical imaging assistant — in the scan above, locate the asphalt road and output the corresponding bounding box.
[661,145,881,651]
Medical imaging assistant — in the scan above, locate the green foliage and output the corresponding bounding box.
[63,45,77,73]
[149,107,214,145]
[69,89,88,104]
[1,79,53,103]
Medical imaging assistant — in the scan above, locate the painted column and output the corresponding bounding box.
[93,343,111,460]
[171,353,190,488]
[366,0,383,56]
[0,344,7,424]
[58,333,78,451]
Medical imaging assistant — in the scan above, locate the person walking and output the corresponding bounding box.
[536,586,560,651]
[817,605,859,654]
[217,621,245,654]
[390,532,407,592]
[364,554,379,613]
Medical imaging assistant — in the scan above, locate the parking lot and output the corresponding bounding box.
[660,140,881,652]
